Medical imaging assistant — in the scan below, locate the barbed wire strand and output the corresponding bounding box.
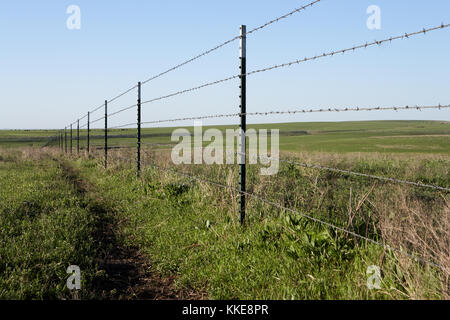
[79,84,136,119]
[108,123,137,130]
[271,156,450,192]
[246,0,322,36]
[232,151,450,192]
[108,104,138,119]
[243,104,450,117]
[91,103,106,114]
[102,115,450,192]
[141,74,239,106]
[142,157,444,271]
[89,116,106,125]
[136,104,450,126]
[65,1,322,126]
[108,85,139,104]
[141,0,322,85]
[93,145,136,151]
[139,24,449,107]
[142,142,177,148]
[247,24,450,77]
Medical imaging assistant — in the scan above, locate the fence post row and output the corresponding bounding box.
[64,127,67,153]
[105,100,108,169]
[87,112,90,155]
[239,25,247,225]
[77,119,80,154]
[137,82,142,176]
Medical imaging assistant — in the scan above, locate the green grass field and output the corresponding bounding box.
[0,120,449,299]
[0,151,102,299]
[2,120,449,154]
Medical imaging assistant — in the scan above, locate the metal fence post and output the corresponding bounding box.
[87,112,90,155]
[239,25,247,224]
[77,119,80,154]
[70,124,73,154]
[105,101,108,169]
[65,127,67,153]
[137,82,142,176]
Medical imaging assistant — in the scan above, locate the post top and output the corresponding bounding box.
[240,25,247,58]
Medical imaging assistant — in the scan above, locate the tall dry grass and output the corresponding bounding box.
[34,146,450,298]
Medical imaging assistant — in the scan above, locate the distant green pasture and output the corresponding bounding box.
[1,121,449,155]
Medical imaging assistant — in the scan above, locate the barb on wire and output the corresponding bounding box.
[139,24,449,107]
[108,104,138,119]
[142,152,236,191]
[246,23,449,77]
[90,103,106,114]
[135,104,449,126]
[94,145,136,151]
[142,142,177,148]
[222,151,450,192]
[141,75,239,106]
[241,189,443,271]
[108,85,138,104]
[141,0,322,85]
[271,157,450,192]
[89,116,106,125]
[141,112,240,125]
[66,0,322,126]
[243,104,450,117]
[142,41,239,85]
[108,123,137,130]
[143,159,444,271]
[68,84,135,130]
[246,0,321,35]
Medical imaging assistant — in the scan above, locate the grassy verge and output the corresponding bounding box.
[1,146,447,299]
[0,149,102,299]
[72,148,449,300]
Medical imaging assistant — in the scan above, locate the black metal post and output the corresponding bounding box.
[77,119,80,154]
[65,127,67,153]
[70,124,73,154]
[87,112,90,155]
[137,82,142,176]
[239,25,247,224]
[104,101,108,169]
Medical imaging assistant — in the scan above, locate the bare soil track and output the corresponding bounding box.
[56,157,204,300]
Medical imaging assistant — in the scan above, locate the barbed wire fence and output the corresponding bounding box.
[44,2,450,273]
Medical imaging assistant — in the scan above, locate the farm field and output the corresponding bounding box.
[0,120,449,299]
[2,120,449,154]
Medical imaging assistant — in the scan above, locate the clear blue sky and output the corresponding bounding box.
[0,0,449,129]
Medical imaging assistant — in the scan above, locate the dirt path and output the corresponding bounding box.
[57,158,204,300]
